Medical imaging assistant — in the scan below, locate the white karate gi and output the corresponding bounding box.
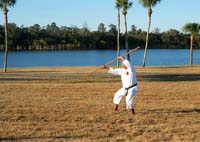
[108,59,138,109]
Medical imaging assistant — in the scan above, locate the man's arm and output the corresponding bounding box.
[103,65,122,75]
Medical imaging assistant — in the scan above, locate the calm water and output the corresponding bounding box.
[0,49,199,68]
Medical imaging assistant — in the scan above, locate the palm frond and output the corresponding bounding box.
[122,0,133,13]
[183,23,200,35]
[139,0,161,8]
[0,0,16,7]
[115,0,122,8]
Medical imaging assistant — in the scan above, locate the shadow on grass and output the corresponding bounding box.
[0,78,47,81]
[1,73,200,82]
[175,109,200,113]
[0,135,84,141]
[0,75,120,83]
[138,74,200,82]
[144,108,200,114]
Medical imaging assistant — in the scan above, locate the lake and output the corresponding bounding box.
[0,49,199,68]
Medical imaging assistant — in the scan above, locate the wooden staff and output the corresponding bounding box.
[80,46,140,78]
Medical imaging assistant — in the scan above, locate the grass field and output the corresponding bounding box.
[0,66,200,142]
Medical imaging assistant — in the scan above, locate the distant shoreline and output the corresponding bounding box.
[1,47,199,52]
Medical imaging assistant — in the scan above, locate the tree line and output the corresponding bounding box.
[0,22,199,51]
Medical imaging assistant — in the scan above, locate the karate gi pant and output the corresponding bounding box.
[113,86,138,109]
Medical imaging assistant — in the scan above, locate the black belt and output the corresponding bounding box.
[125,83,137,96]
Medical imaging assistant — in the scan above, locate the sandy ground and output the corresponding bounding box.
[0,65,200,142]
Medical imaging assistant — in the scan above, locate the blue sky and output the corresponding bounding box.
[0,0,199,32]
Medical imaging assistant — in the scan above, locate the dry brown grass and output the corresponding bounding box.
[0,66,200,142]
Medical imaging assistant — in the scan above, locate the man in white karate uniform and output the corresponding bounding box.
[103,56,138,115]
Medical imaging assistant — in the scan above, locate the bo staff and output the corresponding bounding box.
[80,46,140,78]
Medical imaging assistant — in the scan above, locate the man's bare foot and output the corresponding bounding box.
[131,109,135,115]
[114,104,118,111]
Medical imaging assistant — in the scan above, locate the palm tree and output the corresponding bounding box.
[0,0,16,72]
[183,23,200,65]
[121,0,132,61]
[139,0,161,67]
[115,0,122,67]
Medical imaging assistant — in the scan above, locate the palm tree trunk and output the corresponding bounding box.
[190,34,193,65]
[124,14,130,61]
[117,8,120,67]
[142,7,152,67]
[3,7,9,73]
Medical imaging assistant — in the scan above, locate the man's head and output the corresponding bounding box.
[119,56,127,69]
[122,58,132,70]
[118,56,131,69]
[122,59,129,69]
[118,56,125,61]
